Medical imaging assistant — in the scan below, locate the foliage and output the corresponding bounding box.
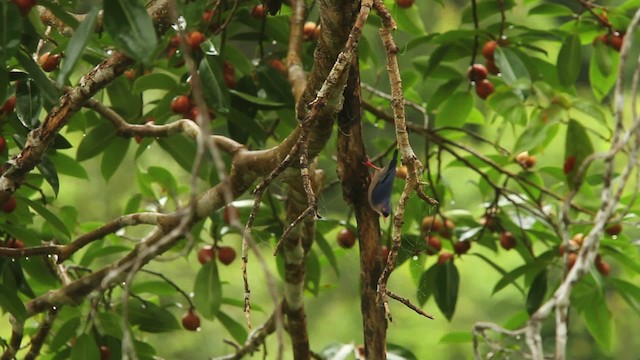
[0,0,639,359]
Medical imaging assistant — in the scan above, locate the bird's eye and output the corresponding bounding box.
[382,209,390,217]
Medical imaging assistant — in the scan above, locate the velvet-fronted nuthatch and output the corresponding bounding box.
[365,149,398,219]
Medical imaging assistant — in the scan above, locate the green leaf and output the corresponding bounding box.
[156,135,206,177]
[70,333,100,360]
[126,300,181,333]
[96,312,124,339]
[580,294,613,352]
[57,7,99,87]
[22,198,71,241]
[495,47,531,89]
[610,278,640,316]
[147,166,178,195]
[50,316,81,351]
[397,235,426,268]
[436,91,473,127]
[394,4,426,35]
[589,45,618,102]
[418,264,438,306]
[76,122,117,161]
[487,90,527,125]
[107,77,142,120]
[564,119,594,189]
[0,2,22,62]
[593,40,613,76]
[193,261,223,320]
[15,79,42,128]
[526,270,547,315]
[101,137,130,181]
[255,64,295,106]
[427,79,463,113]
[387,343,418,360]
[433,261,459,321]
[0,268,28,321]
[305,250,321,296]
[557,34,582,87]
[315,233,340,276]
[229,90,285,109]
[132,73,178,94]
[38,155,60,196]
[439,331,473,343]
[199,55,231,113]
[103,0,158,64]
[51,152,89,179]
[217,311,248,344]
[528,3,574,16]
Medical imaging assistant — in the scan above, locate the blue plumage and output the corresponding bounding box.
[367,149,398,218]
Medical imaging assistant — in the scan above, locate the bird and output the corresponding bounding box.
[365,149,398,219]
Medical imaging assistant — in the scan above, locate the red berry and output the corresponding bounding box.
[99,345,111,360]
[437,252,453,265]
[2,196,17,213]
[1,96,16,114]
[6,239,25,249]
[467,64,488,82]
[337,228,357,249]
[482,40,498,60]
[396,0,414,8]
[380,245,390,260]
[217,246,236,265]
[595,255,611,276]
[563,156,576,174]
[593,34,609,46]
[202,10,214,23]
[171,95,191,114]
[223,61,235,88]
[188,31,205,49]
[303,22,317,41]
[567,252,577,269]
[453,240,471,255]
[223,205,239,224]
[605,223,622,236]
[485,59,500,75]
[187,107,199,121]
[197,245,215,265]
[269,59,287,74]
[424,236,441,255]
[251,4,266,18]
[182,309,201,331]
[475,79,495,99]
[39,52,62,72]
[439,219,455,239]
[0,137,6,153]
[611,32,624,52]
[499,231,516,250]
[421,216,443,233]
[11,0,36,16]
